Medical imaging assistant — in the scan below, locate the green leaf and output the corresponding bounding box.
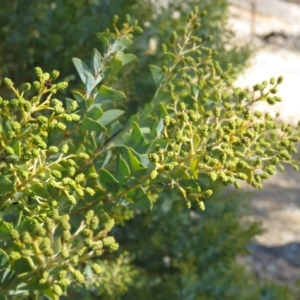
[111,37,133,52]
[11,140,21,157]
[48,163,65,172]
[190,157,199,178]
[96,32,116,47]
[85,73,102,97]
[117,53,137,66]
[156,119,164,137]
[121,146,147,173]
[86,104,103,120]
[0,269,15,286]
[152,91,172,105]
[42,287,59,300]
[117,155,131,184]
[99,169,119,193]
[91,48,102,75]
[149,65,164,86]
[101,151,112,168]
[164,51,176,65]
[128,121,148,152]
[29,183,51,199]
[72,91,85,104]
[109,58,123,77]
[169,168,191,180]
[131,187,153,210]
[80,118,106,132]
[95,86,126,104]
[192,133,201,150]
[139,154,151,168]
[244,169,253,184]
[0,220,12,235]
[0,249,10,270]
[153,103,168,118]
[98,109,125,126]
[72,58,92,85]
[0,176,14,193]
[13,257,33,276]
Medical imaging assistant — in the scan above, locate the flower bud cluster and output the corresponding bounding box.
[145,9,300,209]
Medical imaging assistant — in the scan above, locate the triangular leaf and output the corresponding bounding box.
[91,48,103,75]
[80,118,106,132]
[0,176,15,193]
[192,133,201,150]
[164,51,176,65]
[121,146,147,173]
[110,58,123,77]
[131,187,153,210]
[86,104,103,120]
[99,169,119,193]
[0,268,15,286]
[29,183,51,199]
[13,257,33,276]
[128,121,148,152]
[111,37,133,52]
[152,91,172,105]
[117,53,137,66]
[98,109,125,126]
[117,155,131,184]
[190,157,199,178]
[169,168,191,180]
[0,220,13,235]
[72,58,92,85]
[96,32,116,47]
[0,249,10,269]
[95,86,126,104]
[149,64,164,86]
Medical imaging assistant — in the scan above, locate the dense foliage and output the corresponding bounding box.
[0,1,298,299]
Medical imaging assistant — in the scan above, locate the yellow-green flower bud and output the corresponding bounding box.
[61,144,69,154]
[21,83,31,92]
[56,122,67,131]
[75,173,85,183]
[48,146,59,154]
[208,172,218,182]
[86,187,95,196]
[3,77,14,88]
[53,284,63,296]
[67,195,76,205]
[92,263,102,274]
[21,249,32,257]
[10,251,21,260]
[56,81,68,91]
[70,255,79,265]
[104,219,115,232]
[51,70,60,80]
[277,76,283,84]
[198,201,205,211]
[79,152,89,160]
[34,67,43,78]
[10,229,20,240]
[77,246,87,256]
[90,216,99,230]
[51,170,61,179]
[73,270,85,283]
[62,230,71,242]
[33,81,41,90]
[202,190,213,198]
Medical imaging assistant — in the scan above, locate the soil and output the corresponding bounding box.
[228,0,300,292]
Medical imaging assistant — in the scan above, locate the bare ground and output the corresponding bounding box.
[228,0,300,290]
